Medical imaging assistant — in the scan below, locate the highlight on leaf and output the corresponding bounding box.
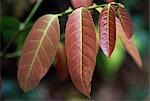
[71,0,93,9]
[65,7,97,97]
[18,14,60,92]
[98,3,116,57]
[116,17,142,68]
[116,3,133,39]
[55,42,69,81]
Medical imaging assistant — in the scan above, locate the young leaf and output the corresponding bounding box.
[55,42,69,81]
[65,7,96,97]
[116,17,142,68]
[99,3,116,57]
[71,0,93,9]
[116,3,133,38]
[18,15,60,92]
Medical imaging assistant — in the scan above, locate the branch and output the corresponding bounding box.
[57,3,106,17]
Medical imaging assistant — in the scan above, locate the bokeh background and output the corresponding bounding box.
[0,0,149,100]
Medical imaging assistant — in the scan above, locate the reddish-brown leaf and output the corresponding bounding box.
[71,0,93,8]
[116,3,133,38]
[116,17,142,68]
[55,42,69,81]
[65,7,96,97]
[18,15,60,92]
[99,3,116,57]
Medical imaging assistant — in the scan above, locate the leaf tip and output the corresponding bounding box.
[138,60,143,69]
[102,50,113,58]
[83,92,91,98]
[22,88,29,93]
[87,95,91,99]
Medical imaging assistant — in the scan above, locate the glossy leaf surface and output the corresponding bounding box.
[116,17,142,68]
[99,4,116,57]
[55,42,69,81]
[18,15,60,91]
[117,3,133,38]
[65,7,96,97]
[71,0,93,8]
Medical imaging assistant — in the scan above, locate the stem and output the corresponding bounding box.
[0,0,43,57]
[5,51,21,58]
[21,0,43,30]
[87,4,106,10]
[57,3,106,16]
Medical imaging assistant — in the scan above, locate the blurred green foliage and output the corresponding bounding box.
[0,17,20,41]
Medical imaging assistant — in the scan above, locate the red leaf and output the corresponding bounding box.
[116,17,142,68]
[18,15,60,92]
[116,3,133,38]
[99,4,116,57]
[71,0,93,9]
[55,42,69,81]
[65,7,96,97]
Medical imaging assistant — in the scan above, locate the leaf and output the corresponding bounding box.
[116,17,142,68]
[65,7,96,97]
[71,0,93,9]
[55,42,69,81]
[98,3,116,57]
[18,14,60,92]
[116,3,133,38]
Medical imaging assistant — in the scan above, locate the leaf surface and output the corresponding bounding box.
[71,0,93,8]
[117,3,133,38]
[116,17,142,68]
[99,4,116,57]
[55,42,69,81]
[18,15,60,91]
[65,7,96,97]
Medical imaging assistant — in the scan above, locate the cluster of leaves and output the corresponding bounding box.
[17,0,142,97]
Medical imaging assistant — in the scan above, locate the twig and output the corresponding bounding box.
[57,3,106,17]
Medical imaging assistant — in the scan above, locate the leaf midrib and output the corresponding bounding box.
[80,8,89,96]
